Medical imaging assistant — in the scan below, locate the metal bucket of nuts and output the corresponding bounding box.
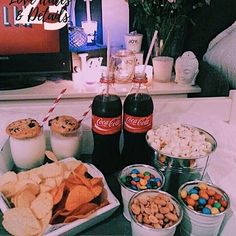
[129,190,183,236]
[146,123,217,197]
[178,181,230,236]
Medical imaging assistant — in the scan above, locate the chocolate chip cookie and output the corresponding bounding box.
[48,115,79,135]
[6,118,42,139]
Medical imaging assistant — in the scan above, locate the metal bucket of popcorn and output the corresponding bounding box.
[178,181,230,236]
[146,123,217,197]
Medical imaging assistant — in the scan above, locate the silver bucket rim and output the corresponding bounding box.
[118,164,165,193]
[146,123,217,160]
[128,189,183,231]
[178,180,231,217]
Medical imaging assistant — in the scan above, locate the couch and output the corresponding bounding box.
[183,0,236,97]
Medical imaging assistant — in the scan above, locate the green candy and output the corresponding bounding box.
[214,202,221,209]
[143,171,151,176]
[120,176,127,184]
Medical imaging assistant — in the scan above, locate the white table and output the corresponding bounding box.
[0,90,236,236]
[0,79,201,102]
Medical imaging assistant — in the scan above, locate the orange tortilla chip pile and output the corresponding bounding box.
[0,160,109,236]
[50,164,109,224]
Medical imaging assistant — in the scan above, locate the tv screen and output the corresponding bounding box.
[0,0,71,90]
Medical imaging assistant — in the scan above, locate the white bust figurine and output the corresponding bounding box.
[175,51,199,85]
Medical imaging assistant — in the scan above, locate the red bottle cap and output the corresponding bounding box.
[132,72,148,84]
[100,71,115,84]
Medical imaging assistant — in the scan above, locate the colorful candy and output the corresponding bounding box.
[120,168,162,191]
[180,182,228,215]
[180,190,188,199]
[202,207,211,215]
[191,193,199,201]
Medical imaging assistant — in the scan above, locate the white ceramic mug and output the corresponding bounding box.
[125,33,143,53]
[152,56,174,82]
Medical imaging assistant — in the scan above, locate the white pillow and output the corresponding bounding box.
[203,21,236,88]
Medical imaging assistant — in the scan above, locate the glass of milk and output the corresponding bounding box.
[50,126,82,160]
[9,128,46,170]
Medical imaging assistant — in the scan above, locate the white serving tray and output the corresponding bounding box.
[0,158,120,236]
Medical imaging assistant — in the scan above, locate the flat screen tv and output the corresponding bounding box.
[0,0,71,90]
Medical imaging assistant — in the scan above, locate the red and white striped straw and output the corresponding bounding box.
[78,104,92,124]
[41,88,67,125]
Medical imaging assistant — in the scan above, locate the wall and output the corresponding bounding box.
[102,0,129,48]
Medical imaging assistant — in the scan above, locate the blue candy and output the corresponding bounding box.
[202,207,211,215]
[147,184,152,189]
[189,188,198,195]
[193,186,200,192]
[154,178,161,183]
[198,198,207,205]
[131,169,140,174]
[131,185,138,190]
[133,177,140,182]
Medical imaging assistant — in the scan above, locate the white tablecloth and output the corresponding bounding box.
[0,111,236,234]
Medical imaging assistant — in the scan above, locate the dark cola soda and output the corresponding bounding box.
[92,77,122,174]
[122,72,154,166]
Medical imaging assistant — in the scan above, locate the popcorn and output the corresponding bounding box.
[147,123,213,159]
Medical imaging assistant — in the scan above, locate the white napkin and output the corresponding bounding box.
[207,149,236,214]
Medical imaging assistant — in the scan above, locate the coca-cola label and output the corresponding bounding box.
[124,114,153,133]
[92,115,122,135]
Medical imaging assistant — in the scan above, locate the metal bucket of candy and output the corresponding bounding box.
[118,164,165,221]
[128,189,183,236]
[146,123,217,197]
[178,181,230,236]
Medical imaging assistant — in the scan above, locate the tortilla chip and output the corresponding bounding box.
[65,185,94,211]
[15,189,36,208]
[31,192,53,219]
[2,208,41,236]
[73,164,87,176]
[51,181,65,205]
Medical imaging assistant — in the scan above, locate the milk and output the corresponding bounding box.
[10,130,46,170]
[50,128,82,160]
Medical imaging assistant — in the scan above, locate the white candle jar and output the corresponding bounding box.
[124,33,143,53]
[152,56,174,83]
[111,49,136,83]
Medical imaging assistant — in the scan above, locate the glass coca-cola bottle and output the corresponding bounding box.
[122,72,154,166]
[91,72,122,174]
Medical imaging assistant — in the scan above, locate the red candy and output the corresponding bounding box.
[207,188,216,196]
[187,197,195,207]
[214,193,223,201]
[220,199,228,208]
[207,198,215,206]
